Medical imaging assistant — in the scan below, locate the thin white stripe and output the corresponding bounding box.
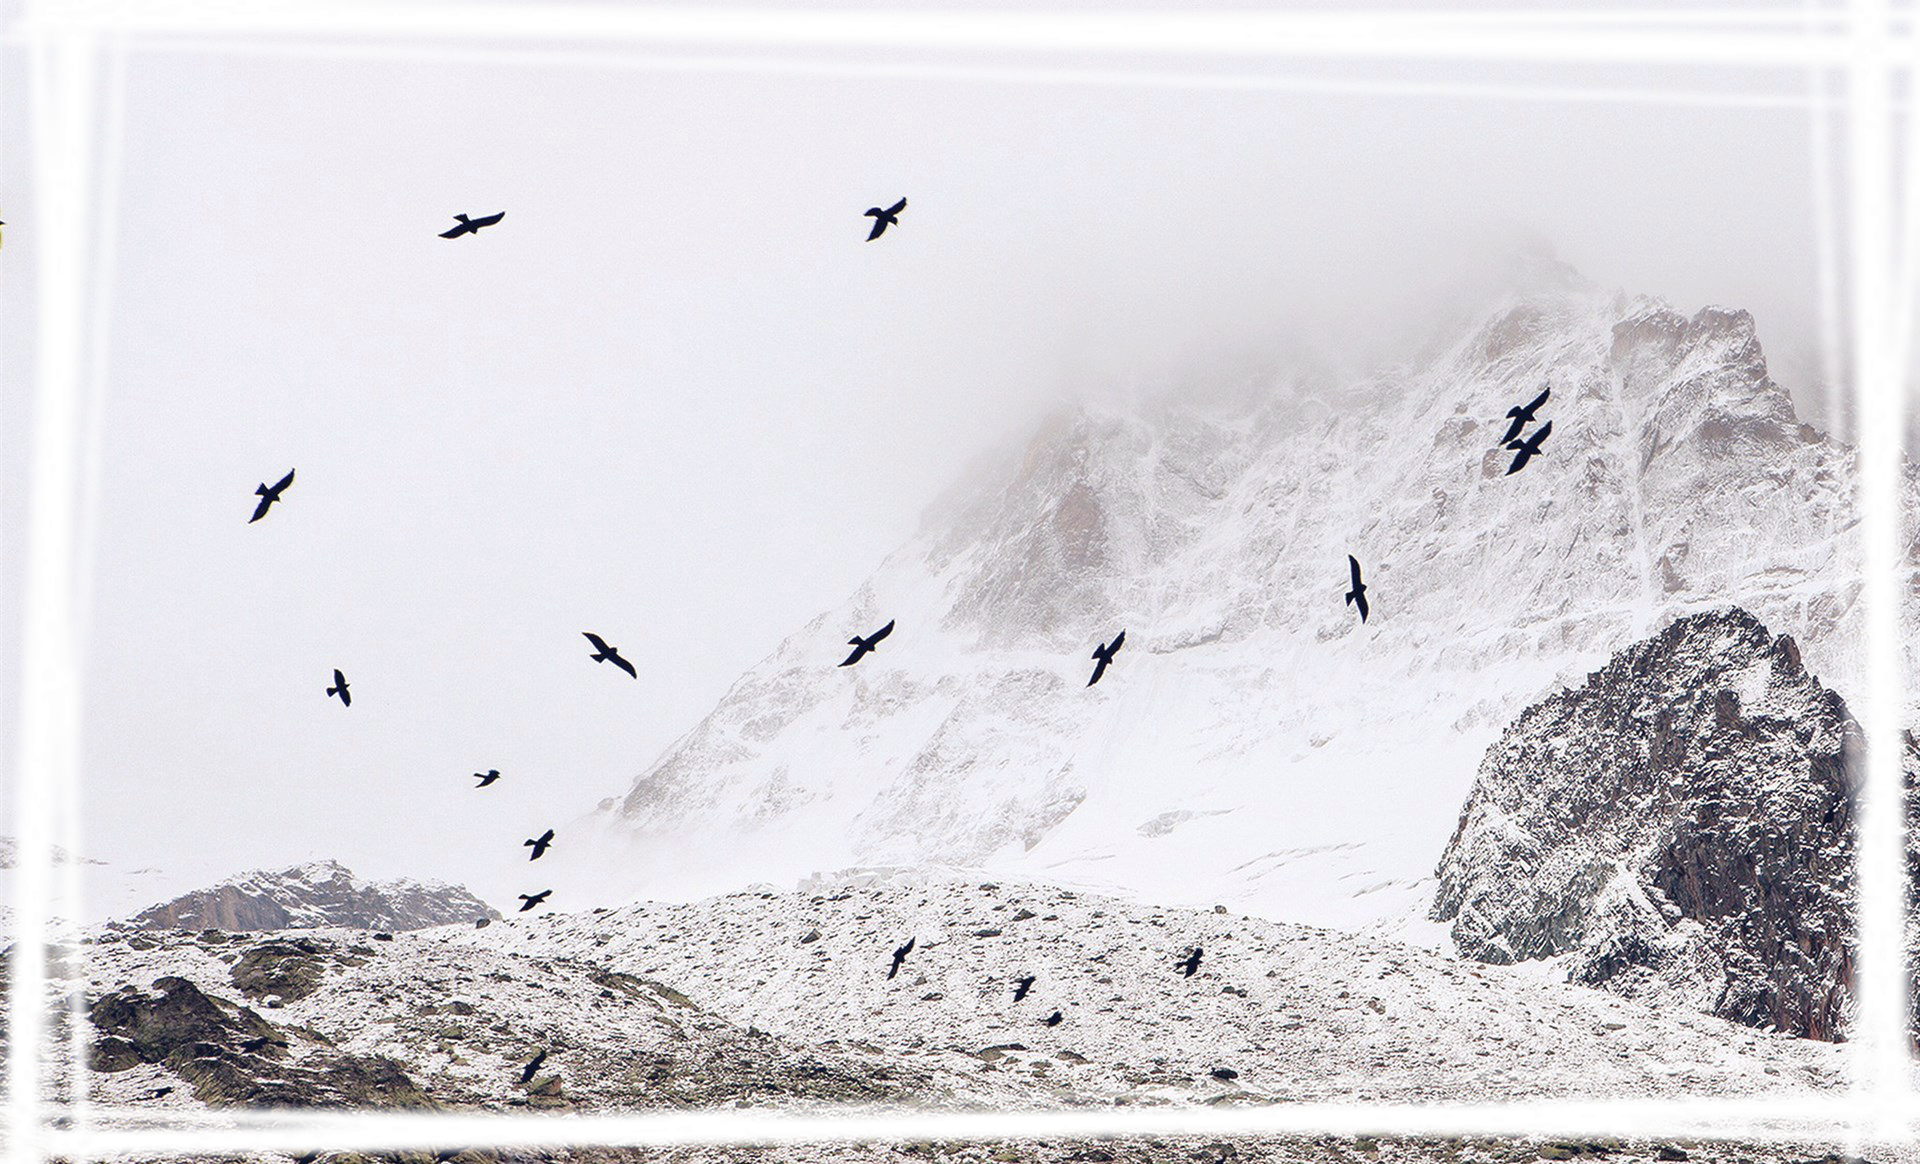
[1843,0,1912,1145]
[14,25,99,1164]
[43,1096,1878,1156]
[10,5,1901,69]
[131,36,1816,110]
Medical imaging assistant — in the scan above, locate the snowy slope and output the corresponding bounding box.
[581,267,1914,927]
[77,883,1859,1117]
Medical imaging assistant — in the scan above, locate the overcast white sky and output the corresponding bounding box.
[1,17,1849,915]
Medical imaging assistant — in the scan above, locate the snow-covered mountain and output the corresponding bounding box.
[1432,608,1861,1040]
[120,860,498,932]
[588,266,1913,927]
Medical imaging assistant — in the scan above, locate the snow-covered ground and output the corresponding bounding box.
[78,881,1863,1117]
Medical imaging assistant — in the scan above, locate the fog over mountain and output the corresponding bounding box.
[568,265,1911,930]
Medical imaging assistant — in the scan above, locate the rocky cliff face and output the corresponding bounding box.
[125,861,499,932]
[1430,608,1862,1040]
[589,266,1917,927]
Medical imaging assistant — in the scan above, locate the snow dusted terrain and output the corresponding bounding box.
[581,265,1915,931]
[79,883,1856,1118]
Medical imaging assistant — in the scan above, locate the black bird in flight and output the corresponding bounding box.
[1012,975,1036,1001]
[518,890,551,912]
[525,829,555,860]
[1344,556,1370,624]
[582,632,638,679]
[1505,419,1553,475]
[864,197,907,241]
[1045,1010,1064,1027]
[248,468,295,523]
[326,669,351,708]
[1179,947,1203,977]
[474,769,501,788]
[1499,384,1551,445]
[1087,630,1126,687]
[888,937,915,979]
[840,619,895,667]
[440,211,505,239]
[517,1049,548,1085]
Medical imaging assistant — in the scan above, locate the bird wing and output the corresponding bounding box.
[248,496,273,523]
[539,829,555,844]
[583,632,610,652]
[438,223,469,238]
[333,669,346,687]
[271,468,295,493]
[1532,419,1553,445]
[1109,629,1125,653]
[865,217,887,241]
[871,619,895,643]
[1526,385,1550,413]
[340,688,352,707]
[839,644,866,667]
[1356,592,1370,623]
[472,211,505,228]
[887,198,907,215]
[610,652,638,678]
[1348,555,1363,588]
[1498,416,1526,445]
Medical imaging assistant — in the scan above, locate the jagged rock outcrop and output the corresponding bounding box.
[89,974,430,1107]
[125,861,499,932]
[1430,608,1862,1040]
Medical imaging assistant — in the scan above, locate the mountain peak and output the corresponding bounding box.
[123,861,499,933]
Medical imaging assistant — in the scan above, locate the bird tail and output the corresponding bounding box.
[256,483,269,496]
[1345,592,1356,606]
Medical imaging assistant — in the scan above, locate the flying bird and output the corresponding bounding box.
[474,769,501,788]
[516,1050,548,1085]
[1499,384,1551,445]
[1344,556,1370,624]
[248,468,295,523]
[1012,975,1036,1001]
[582,632,638,679]
[1087,630,1126,687]
[524,829,555,860]
[326,669,351,708]
[439,211,505,238]
[888,937,915,979]
[1045,1010,1064,1027]
[1179,947,1203,977]
[1505,419,1553,475]
[864,197,907,241]
[840,619,895,667]
[517,890,551,912]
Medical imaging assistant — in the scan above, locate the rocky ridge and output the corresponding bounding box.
[123,860,499,933]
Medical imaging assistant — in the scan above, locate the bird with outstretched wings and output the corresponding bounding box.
[864,197,907,241]
[583,632,638,678]
[440,211,505,239]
